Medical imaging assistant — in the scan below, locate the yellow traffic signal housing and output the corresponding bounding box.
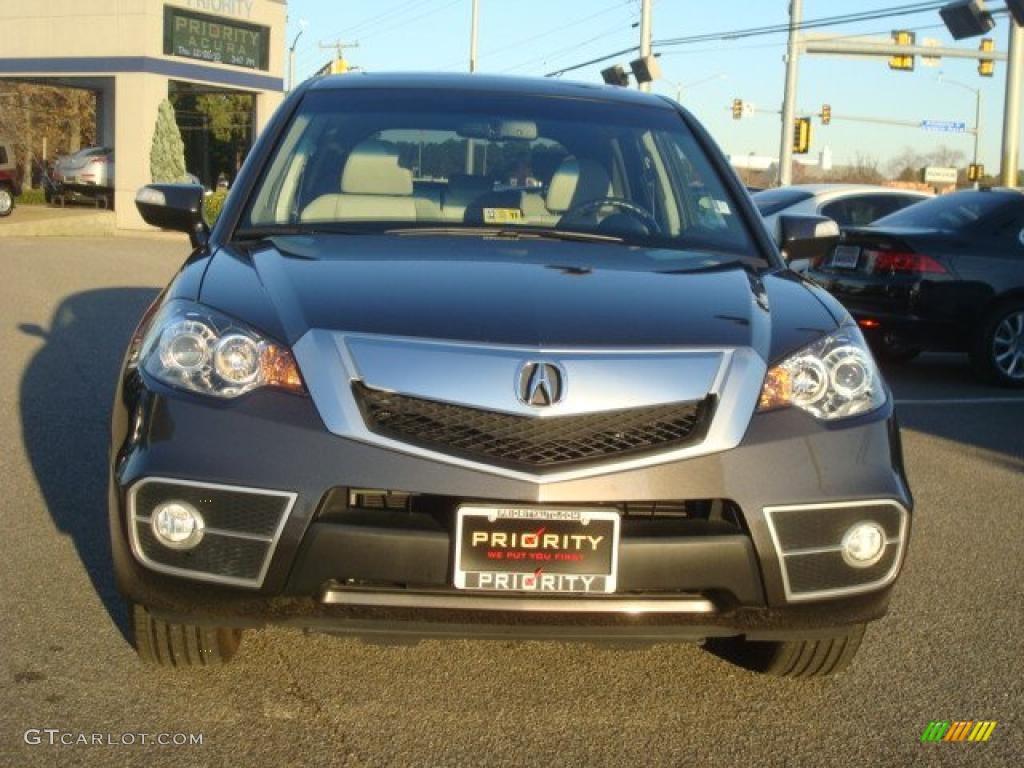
[968,163,984,181]
[793,117,811,154]
[732,98,743,119]
[821,104,831,125]
[889,29,915,71]
[978,38,995,77]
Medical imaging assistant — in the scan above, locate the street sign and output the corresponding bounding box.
[923,166,959,185]
[920,120,968,133]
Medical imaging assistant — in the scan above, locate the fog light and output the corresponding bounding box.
[151,501,205,550]
[840,521,886,567]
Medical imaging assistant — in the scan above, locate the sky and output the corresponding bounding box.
[284,0,1021,172]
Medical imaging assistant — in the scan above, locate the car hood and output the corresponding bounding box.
[199,235,838,361]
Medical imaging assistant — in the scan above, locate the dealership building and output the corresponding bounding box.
[0,0,287,229]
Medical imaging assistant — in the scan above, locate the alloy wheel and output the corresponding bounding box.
[0,189,12,215]
[992,310,1024,380]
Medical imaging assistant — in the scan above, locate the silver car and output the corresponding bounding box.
[54,146,115,190]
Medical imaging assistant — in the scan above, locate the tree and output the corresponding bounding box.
[150,99,187,183]
[194,93,254,175]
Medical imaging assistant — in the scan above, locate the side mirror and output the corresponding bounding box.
[135,184,209,248]
[775,214,840,267]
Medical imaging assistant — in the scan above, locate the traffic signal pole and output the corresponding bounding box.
[777,0,803,186]
[1000,19,1023,187]
[639,0,653,93]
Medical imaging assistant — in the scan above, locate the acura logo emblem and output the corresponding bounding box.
[517,362,565,407]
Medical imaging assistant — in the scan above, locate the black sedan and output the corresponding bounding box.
[807,188,1024,386]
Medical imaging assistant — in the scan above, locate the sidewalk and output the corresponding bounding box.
[0,204,183,240]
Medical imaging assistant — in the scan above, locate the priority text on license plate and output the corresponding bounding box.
[453,506,620,594]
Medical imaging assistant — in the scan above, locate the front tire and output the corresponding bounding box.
[0,186,13,217]
[704,623,866,678]
[971,301,1024,388]
[131,603,243,667]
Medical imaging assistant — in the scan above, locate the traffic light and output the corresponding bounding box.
[600,65,630,87]
[939,0,995,40]
[732,98,743,119]
[821,104,832,125]
[968,163,984,181]
[1007,0,1024,26]
[888,30,915,71]
[978,38,995,77]
[793,117,811,154]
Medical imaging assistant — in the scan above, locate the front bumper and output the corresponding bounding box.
[110,370,912,642]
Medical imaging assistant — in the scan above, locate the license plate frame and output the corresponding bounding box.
[830,244,861,269]
[453,506,620,594]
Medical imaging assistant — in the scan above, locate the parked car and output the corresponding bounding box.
[754,184,931,271]
[0,138,23,217]
[53,146,115,207]
[117,73,912,678]
[807,188,1024,384]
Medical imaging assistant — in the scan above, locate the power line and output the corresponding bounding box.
[436,0,630,71]
[545,0,950,77]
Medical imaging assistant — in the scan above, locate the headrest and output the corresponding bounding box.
[340,141,413,196]
[545,156,610,214]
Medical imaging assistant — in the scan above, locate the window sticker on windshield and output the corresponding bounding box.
[483,208,523,224]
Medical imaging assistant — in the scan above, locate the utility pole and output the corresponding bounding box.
[469,0,479,73]
[777,0,803,186]
[1001,19,1023,187]
[319,39,359,70]
[466,0,480,173]
[639,0,653,92]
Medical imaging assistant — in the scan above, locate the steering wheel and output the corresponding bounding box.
[557,197,661,236]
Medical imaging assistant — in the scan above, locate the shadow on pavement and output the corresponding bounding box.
[19,288,159,643]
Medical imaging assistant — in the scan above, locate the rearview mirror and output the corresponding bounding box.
[135,184,209,248]
[775,214,840,267]
[457,119,538,141]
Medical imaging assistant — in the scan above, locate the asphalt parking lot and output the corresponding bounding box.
[1,237,1021,767]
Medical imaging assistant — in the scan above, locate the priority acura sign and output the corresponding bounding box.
[164,6,270,70]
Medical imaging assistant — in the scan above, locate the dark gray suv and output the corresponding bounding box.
[112,73,912,678]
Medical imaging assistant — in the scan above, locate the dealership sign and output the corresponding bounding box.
[164,6,269,70]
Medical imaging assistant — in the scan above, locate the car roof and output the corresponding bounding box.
[307,72,675,110]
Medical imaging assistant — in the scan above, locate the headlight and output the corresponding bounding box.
[758,325,885,420]
[138,300,305,398]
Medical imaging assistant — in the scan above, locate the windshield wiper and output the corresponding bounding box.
[234,224,372,241]
[385,226,625,245]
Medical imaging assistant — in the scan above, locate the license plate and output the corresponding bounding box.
[831,245,861,269]
[454,506,620,594]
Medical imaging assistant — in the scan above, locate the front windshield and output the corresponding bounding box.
[242,87,759,260]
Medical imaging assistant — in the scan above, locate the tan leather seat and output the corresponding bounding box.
[545,156,611,215]
[302,141,417,222]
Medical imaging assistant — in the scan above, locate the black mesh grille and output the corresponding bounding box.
[354,383,714,471]
[136,525,269,581]
[770,503,903,552]
[785,548,899,594]
[135,482,290,537]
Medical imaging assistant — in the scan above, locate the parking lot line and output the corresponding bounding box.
[895,397,1024,406]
